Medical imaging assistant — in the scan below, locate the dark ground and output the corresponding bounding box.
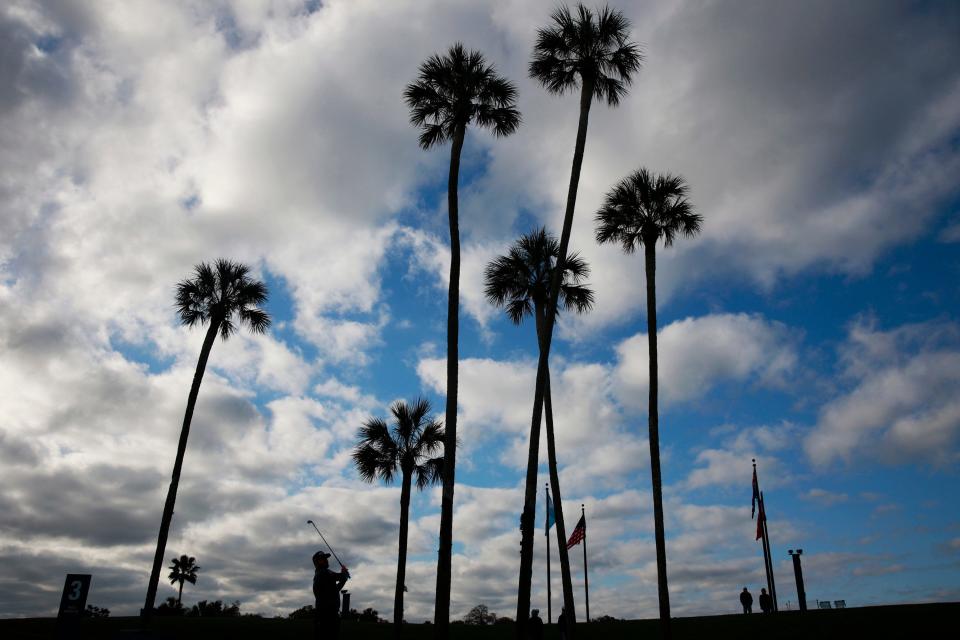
[2,602,956,639]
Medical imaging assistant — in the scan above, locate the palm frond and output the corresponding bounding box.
[174,259,271,340]
[484,226,594,326]
[353,417,398,484]
[406,43,520,149]
[415,456,445,490]
[529,3,642,105]
[595,167,701,252]
[354,400,443,491]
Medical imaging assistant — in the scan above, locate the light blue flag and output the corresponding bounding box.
[546,492,556,531]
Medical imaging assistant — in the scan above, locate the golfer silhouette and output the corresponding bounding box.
[313,550,349,639]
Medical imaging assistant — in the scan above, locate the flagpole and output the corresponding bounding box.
[761,491,778,611]
[546,483,552,625]
[754,458,778,612]
[759,491,774,605]
[581,504,590,623]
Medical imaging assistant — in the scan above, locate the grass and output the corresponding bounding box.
[1,602,956,639]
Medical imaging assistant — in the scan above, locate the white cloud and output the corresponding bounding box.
[805,319,960,466]
[685,422,799,491]
[1,0,958,621]
[615,313,798,408]
[801,489,850,507]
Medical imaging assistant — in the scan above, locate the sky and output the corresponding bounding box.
[1,0,959,622]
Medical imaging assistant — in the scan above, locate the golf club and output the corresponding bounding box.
[307,520,348,571]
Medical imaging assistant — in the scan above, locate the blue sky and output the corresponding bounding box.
[0,0,958,621]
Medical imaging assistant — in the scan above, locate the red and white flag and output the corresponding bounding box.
[566,514,586,549]
[756,499,766,541]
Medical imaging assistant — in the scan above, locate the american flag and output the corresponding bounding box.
[566,514,586,549]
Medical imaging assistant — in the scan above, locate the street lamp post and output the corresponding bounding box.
[788,549,807,612]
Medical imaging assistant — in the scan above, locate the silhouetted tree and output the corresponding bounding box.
[520,6,641,636]
[358,607,385,623]
[142,259,270,620]
[187,599,241,617]
[405,43,520,638]
[83,605,110,618]
[354,398,444,640]
[288,604,315,619]
[155,597,184,617]
[484,227,593,629]
[595,168,702,639]
[168,554,200,606]
[463,604,497,625]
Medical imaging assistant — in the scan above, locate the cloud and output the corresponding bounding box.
[615,313,799,408]
[416,355,646,489]
[801,489,850,507]
[1,0,958,621]
[805,319,960,466]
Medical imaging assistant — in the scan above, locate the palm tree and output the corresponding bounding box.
[484,228,593,633]
[404,43,520,637]
[142,259,270,620]
[595,168,702,639]
[354,398,444,640]
[168,555,200,606]
[518,5,641,635]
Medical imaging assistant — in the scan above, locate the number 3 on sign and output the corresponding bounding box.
[57,573,91,619]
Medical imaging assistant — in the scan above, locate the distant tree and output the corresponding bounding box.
[222,601,241,617]
[405,44,520,637]
[495,616,514,625]
[186,599,240,617]
[463,604,497,625]
[83,605,110,618]
[595,168,702,640]
[168,554,200,606]
[143,259,270,620]
[354,398,444,639]
[288,604,315,619]
[155,597,184,617]
[521,5,641,636]
[358,607,385,623]
[594,614,619,623]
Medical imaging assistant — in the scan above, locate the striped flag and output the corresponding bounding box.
[751,466,760,519]
[566,514,586,549]
[756,499,766,541]
[546,492,556,532]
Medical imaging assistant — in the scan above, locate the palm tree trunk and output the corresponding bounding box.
[537,305,576,635]
[435,123,465,639]
[143,319,220,622]
[177,580,184,607]
[544,371,577,637]
[644,242,671,639]
[395,470,413,639]
[517,76,594,640]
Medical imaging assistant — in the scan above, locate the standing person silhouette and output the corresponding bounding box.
[740,587,753,614]
[557,607,568,640]
[313,551,349,639]
[758,587,772,613]
[528,609,544,640]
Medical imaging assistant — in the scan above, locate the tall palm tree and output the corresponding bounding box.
[484,228,593,632]
[168,555,200,606]
[354,398,444,640]
[595,168,702,639]
[142,259,270,620]
[404,43,520,637]
[518,5,641,635]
